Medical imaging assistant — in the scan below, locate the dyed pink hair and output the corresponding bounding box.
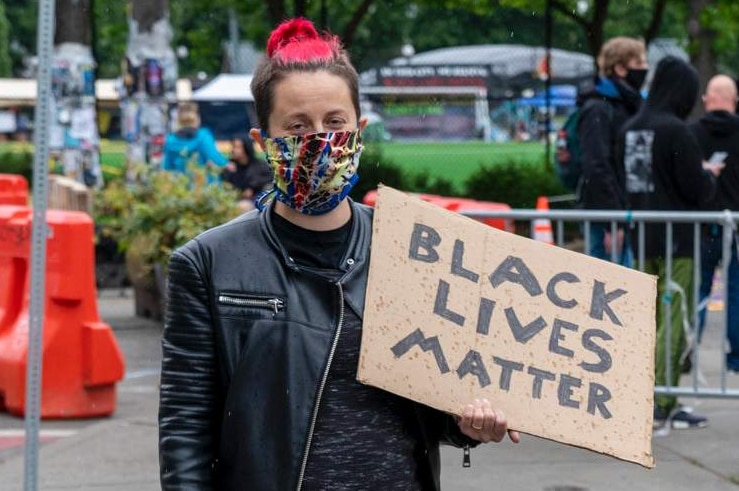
[251,18,360,130]
[266,17,340,64]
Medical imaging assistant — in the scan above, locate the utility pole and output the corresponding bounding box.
[51,0,102,187]
[121,0,177,181]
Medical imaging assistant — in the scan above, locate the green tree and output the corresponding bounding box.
[249,0,376,48]
[4,0,37,76]
[0,1,12,76]
[707,1,739,76]
[93,1,127,78]
[170,0,230,77]
[500,0,675,60]
[684,0,739,84]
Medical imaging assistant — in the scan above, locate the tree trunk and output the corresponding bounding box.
[263,0,286,28]
[642,0,668,46]
[341,0,375,49]
[123,0,176,176]
[55,0,92,45]
[551,0,610,74]
[586,0,610,61]
[53,0,102,188]
[131,0,167,33]
[687,0,717,103]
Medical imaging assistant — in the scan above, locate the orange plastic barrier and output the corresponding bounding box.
[418,194,514,232]
[0,205,125,418]
[361,190,514,232]
[0,174,29,206]
[456,201,515,233]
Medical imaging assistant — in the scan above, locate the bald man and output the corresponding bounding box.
[689,74,739,373]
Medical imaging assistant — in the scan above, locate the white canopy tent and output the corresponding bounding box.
[191,74,253,102]
[0,78,192,106]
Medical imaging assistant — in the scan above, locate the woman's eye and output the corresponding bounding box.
[288,123,307,134]
[326,118,347,130]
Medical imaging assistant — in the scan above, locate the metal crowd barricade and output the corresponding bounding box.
[461,206,739,400]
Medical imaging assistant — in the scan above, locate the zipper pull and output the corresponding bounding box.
[463,444,471,468]
[268,298,283,314]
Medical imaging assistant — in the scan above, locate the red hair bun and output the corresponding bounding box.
[266,17,338,63]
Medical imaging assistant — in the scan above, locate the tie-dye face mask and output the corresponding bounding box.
[257,129,363,215]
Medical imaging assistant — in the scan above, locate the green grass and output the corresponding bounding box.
[373,141,549,188]
[2,139,551,190]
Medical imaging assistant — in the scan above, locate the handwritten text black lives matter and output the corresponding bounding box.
[391,223,628,420]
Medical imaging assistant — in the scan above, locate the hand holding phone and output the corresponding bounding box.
[708,151,728,165]
[703,159,725,177]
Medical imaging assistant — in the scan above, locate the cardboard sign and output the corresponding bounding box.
[358,186,656,468]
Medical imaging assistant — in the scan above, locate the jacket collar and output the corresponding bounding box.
[260,199,372,318]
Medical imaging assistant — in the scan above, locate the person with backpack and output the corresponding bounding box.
[162,102,228,183]
[574,37,648,265]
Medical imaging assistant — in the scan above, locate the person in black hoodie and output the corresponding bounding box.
[578,37,648,265]
[222,137,272,211]
[689,74,739,372]
[618,56,722,430]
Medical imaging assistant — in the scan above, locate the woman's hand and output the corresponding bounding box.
[457,398,520,444]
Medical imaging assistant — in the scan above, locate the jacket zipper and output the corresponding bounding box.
[463,444,471,467]
[217,294,285,314]
[296,283,345,491]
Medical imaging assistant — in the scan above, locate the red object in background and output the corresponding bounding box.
[0,205,125,419]
[362,189,379,207]
[0,174,29,206]
[149,134,165,164]
[456,200,515,233]
[362,189,514,232]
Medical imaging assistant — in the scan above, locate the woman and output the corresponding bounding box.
[159,18,519,491]
[222,137,272,211]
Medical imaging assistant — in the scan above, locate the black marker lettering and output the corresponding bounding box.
[408,223,441,263]
[456,350,491,388]
[433,280,465,327]
[590,280,626,326]
[451,239,479,282]
[391,329,450,374]
[489,255,543,297]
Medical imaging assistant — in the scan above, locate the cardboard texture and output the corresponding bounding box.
[358,186,657,468]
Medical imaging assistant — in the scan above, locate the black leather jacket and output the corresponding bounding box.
[159,201,473,490]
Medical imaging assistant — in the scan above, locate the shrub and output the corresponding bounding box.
[464,160,568,209]
[407,170,458,197]
[94,167,243,281]
[0,148,33,183]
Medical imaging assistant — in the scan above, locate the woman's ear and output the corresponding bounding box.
[359,116,368,131]
[250,128,264,149]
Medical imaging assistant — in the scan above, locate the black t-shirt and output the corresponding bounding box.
[271,209,353,270]
[271,208,424,490]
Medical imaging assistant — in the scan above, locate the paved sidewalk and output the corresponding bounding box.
[1,289,738,490]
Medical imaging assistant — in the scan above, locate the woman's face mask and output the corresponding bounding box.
[257,129,363,215]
